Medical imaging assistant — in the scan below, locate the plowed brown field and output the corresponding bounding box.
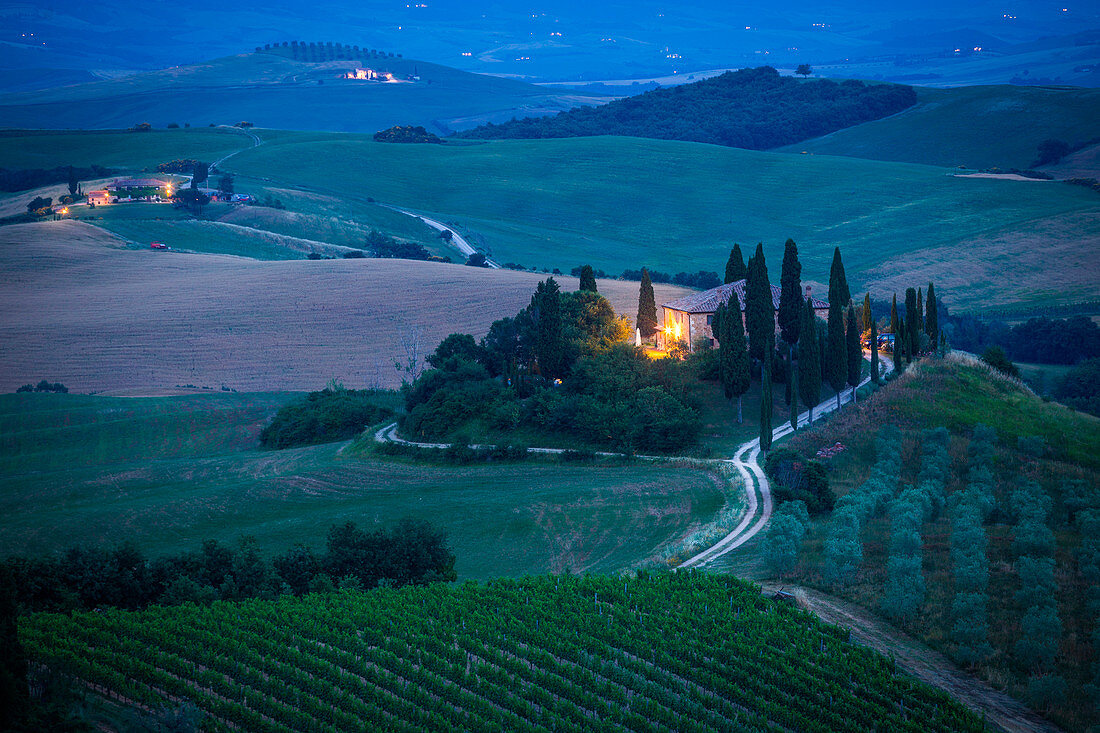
[0,221,687,393]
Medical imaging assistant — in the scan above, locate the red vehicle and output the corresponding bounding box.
[150,241,169,250]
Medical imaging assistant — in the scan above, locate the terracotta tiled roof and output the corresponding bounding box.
[662,279,828,314]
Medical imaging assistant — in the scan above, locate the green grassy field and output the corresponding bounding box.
[224,134,1100,310]
[0,128,251,170]
[779,85,1100,170]
[0,392,727,579]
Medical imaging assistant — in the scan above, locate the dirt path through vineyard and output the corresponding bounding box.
[762,583,1062,733]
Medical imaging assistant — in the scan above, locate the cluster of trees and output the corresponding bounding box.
[373,125,443,144]
[14,380,68,394]
[1077,510,1100,710]
[763,501,810,575]
[256,41,400,62]
[156,159,203,174]
[456,67,917,151]
[881,428,949,620]
[0,519,455,615]
[823,426,903,584]
[949,424,997,665]
[885,283,941,370]
[1057,357,1100,416]
[362,229,433,260]
[1010,480,1065,709]
[763,448,832,514]
[944,314,1099,366]
[24,196,53,216]
[0,164,109,193]
[260,386,394,449]
[402,279,701,452]
[620,268,722,290]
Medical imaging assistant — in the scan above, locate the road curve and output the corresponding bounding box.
[381,205,500,268]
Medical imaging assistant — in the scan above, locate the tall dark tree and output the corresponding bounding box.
[905,287,919,362]
[636,268,657,343]
[67,165,78,197]
[826,284,848,409]
[917,287,924,334]
[745,243,773,374]
[798,298,821,424]
[870,317,880,384]
[724,244,747,284]
[191,161,209,188]
[716,299,751,423]
[760,334,774,450]
[846,305,862,403]
[790,342,800,431]
[578,264,598,292]
[894,316,906,372]
[861,292,872,333]
[828,247,851,306]
[889,293,899,334]
[925,282,939,348]
[777,238,803,347]
[533,278,564,378]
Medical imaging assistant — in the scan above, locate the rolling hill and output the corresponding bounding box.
[0,220,689,394]
[223,133,1100,312]
[778,84,1100,170]
[0,52,611,134]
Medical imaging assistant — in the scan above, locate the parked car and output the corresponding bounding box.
[150,242,169,250]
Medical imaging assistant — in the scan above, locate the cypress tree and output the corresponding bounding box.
[870,317,880,384]
[889,293,899,334]
[826,264,848,408]
[760,334,774,450]
[894,316,905,373]
[861,292,872,333]
[846,305,862,403]
[917,287,924,334]
[905,287,919,362]
[790,342,799,431]
[533,278,564,378]
[724,244,747,284]
[67,165,78,197]
[798,298,821,424]
[578,265,597,292]
[637,268,657,343]
[718,297,751,423]
[745,243,773,374]
[829,247,851,306]
[777,238,803,347]
[925,282,939,347]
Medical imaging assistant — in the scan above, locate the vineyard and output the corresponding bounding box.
[20,573,986,732]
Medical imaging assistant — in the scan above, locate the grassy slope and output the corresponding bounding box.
[226,134,1100,310]
[0,392,725,579]
[779,85,1100,170]
[754,354,1100,731]
[0,53,609,134]
[0,128,251,170]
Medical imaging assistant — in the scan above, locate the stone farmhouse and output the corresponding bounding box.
[659,278,829,351]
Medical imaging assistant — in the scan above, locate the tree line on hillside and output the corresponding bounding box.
[0,165,111,194]
[0,520,455,615]
[374,125,443,144]
[455,67,917,150]
[256,41,400,62]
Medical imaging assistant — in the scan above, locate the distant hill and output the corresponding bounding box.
[779,84,1100,169]
[0,51,612,134]
[455,67,917,150]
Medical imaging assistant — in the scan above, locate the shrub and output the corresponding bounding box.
[980,346,1019,378]
[764,448,832,514]
[260,387,394,448]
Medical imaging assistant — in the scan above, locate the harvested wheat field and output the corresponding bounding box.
[0,221,688,393]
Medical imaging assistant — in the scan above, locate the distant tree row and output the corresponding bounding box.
[0,520,455,615]
[945,314,1100,366]
[455,67,917,150]
[0,164,110,193]
[256,41,400,62]
[620,268,721,290]
[14,380,68,394]
[363,229,434,260]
